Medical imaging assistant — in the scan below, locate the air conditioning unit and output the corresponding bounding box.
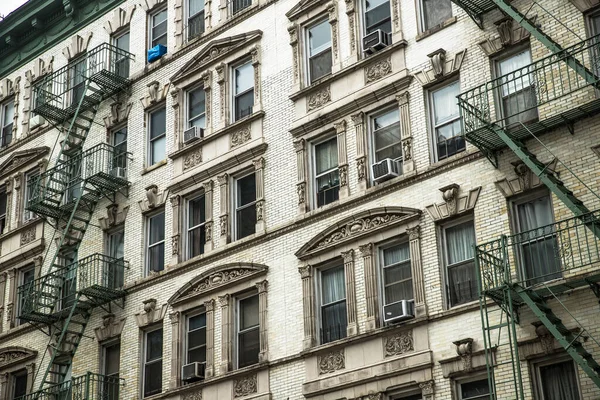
[363,29,391,55]
[182,362,205,381]
[183,126,203,144]
[372,158,401,183]
[111,167,127,179]
[383,300,415,323]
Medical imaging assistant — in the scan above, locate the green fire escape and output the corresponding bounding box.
[450,0,600,399]
[16,43,134,399]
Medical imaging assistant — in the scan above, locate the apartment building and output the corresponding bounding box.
[0,0,599,399]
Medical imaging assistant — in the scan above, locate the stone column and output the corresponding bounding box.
[299,265,315,349]
[26,363,35,394]
[218,294,231,373]
[217,174,229,246]
[420,380,435,400]
[352,112,368,191]
[391,0,404,43]
[204,0,213,31]
[170,195,181,265]
[250,45,262,112]
[216,63,227,129]
[203,180,214,253]
[204,299,215,377]
[201,70,213,135]
[408,226,426,317]
[345,0,359,64]
[288,24,301,92]
[359,243,379,331]
[335,120,349,199]
[13,174,21,227]
[174,0,184,49]
[294,139,308,213]
[342,250,358,336]
[0,372,8,400]
[3,179,13,232]
[0,273,5,333]
[253,157,266,234]
[219,0,228,21]
[256,280,268,362]
[168,311,181,389]
[6,269,15,329]
[171,87,181,149]
[397,92,415,174]
[328,1,341,73]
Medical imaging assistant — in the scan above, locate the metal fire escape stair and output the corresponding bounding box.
[18,44,133,398]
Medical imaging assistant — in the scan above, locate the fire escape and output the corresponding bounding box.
[16,43,134,399]
[450,0,600,399]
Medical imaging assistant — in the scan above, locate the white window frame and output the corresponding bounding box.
[368,106,402,179]
[1,99,14,148]
[235,291,260,369]
[231,60,254,122]
[186,85,206,129]
[185,310,207,365]
[146,210,165,275]
[377,239,413,310]
[531,356,582,400]
[360,0,392,37]
[23,169,40,222]
[312,136,339,209]
[149,7,168,48]
[186,0,206,41]
[142,327,163,398]
[428,79,463,162]
[232,171,256,241]
[186,193,206,259]
[316,262,346,344]
[304,17,332,84]
[147,106,166,166]
[418,0,453,33]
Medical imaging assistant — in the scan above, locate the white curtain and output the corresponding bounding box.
[446,222,477,305]
[540,361,581,400]
[322,266,345,304]
[446,222,475,264]
[499,50,533,96]
[517,195,553,231]
[432,81,460,125]
[316,138,338,175]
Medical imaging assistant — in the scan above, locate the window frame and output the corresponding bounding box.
[186,0,206,41]
[100,339,121,399]
[360,0,392,37]
[454,375,490,400]
[368,106,403,178]
[312,135,339,209]
[17,265,35,326]
[418,0,453,33]
[304,17,333,85]
[230,0,252,16]
[186,84,206,130]
[186,193,206,259]
[231,59,255,122]
[427,79,464,162]
[110,124,128,170]
[235,290,260,369]
[531,356,582,400]
[0,185,7,234]
[9,368,29,400]
[147,106,167,166]
[316,262,347,345]
[145,209,166,275]
[149,6,168,49]
[377,239,413,311]
[68,56,87,107]
[232,170,256,241]
[23,169,40,223]
[142,326,163,398]
[185,309,207,366]
[1,99,15,148]
[112,30,131,78]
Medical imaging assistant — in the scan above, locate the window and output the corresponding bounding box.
[1,100,14,147]
[150,8,168,48]
[187,195,206,258]
[233,62,254,122]
[534,358,581,400]
[111,126,128,170]
[314,137,339,208]
[457,378,490,400]
[0,186,6,234]
[23,170,39,222]
[234,173,256,240]
[70,58,87,106]
[496,49,538,127]
[380,242,412,311]
[306,19,332,83]
[113,31,130,78]
[65,153,83,204]
[237,293,260,368]
[391,395,421,400]
[187,312,207,367]
[514,193,560,285]
[443,219,477,307]
[143,328,163,397]
[107,229,125,289]
[187,86,206,129]
[430,80,464,161]
[420,0,452,31]
[371,108,402,169]
[363,0,391,35]
[231,0,252,15]
[147,211,165,274]
[10,370,28,400]
[589,13,600,74]
[148,107,166,165]
[187,0,205,40]
[17,266,35,325]
[319,265,346,344]
[102,342,120,400]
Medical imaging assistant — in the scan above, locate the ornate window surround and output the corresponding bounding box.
[296,207,426,349]
[167,263,269,386]
[0,346,37,400]
[0,78,21,151]
[5,258,42,331]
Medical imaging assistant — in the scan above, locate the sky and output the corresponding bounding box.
[0,0,28,18]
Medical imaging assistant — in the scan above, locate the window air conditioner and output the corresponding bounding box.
[182,362,205,381]
[383,299,415,323]
[372,158,401,183]
[111,167,127,179]
[183,126,204,144]
[363,29,391,55]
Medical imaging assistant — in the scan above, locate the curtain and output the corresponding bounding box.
[322,266,345,304]
[540,361,581,400]
[517,196,553,232]
[321,266,346,342]
[446,222,477,305]
[499,50,533,96]
[422,0,452,30]
[316,138,338,175]
[432,81,460,125]
[446,222,475,264]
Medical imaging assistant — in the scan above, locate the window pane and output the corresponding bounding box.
[188,327,206,349]
[188,226,205,257]
[188,88,206,126]
[235,90,254,121]
[321,266,345,304]
[499,50,533,95]
[365,0,391,34]
[239,295,259,330]
[115,32,130,53]
[460,379,489,400]
[315,138,338,175]
[374,126,401,153]
[316,170,339,207]
[13,373,28,399]
[144,361,162,396]
[308,20,331,56]
[422,0,452,30]
[189,313,206,331]
[237,174,256,207]
[104,343,121,376]
[517,195,553,232]
[374,109,401,160]
[321,300,347,343]
[446,221,475,265]
[238,328,260,367]
[432,81,460,125]
[3,101,14,127]
[148,243,165,273]
[309,50,332,82]
[235,63,254,94]
[146,329,163,361]
[539,361,581,400]
[149,213,165,245]
[113,127,128,147]
[236,205,256,239]
[150,109,166,140]
[448,261,478,306]
[188,347,206,364]
[151,136,166,164]
[189,0,204,15]
[188,196,206,228]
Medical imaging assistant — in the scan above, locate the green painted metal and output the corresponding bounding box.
[16,372,123,400]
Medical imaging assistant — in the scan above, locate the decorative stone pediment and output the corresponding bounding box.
[103,102,133,129]
[168,263,268,304]
[517,322,579,360]
[170,31,262,84]
[138,184,169,212]
[415,49,467,87]
[94,314,126,342]
[98,204,130,230]
[295,207,421,259]
[139,0,167,11]
[103,5,137,34]
[495,158,558,198]
[0,147,49,181]
[62,33,93,60]
[141,81,171,109]
[478,18,533,57]
[425,184,481,222]
[26,57,54,83]
[135,298,168,327]
[0,347,37,369]
[568,0,600,11]
[286,0,328,20]
[0,77,21,102]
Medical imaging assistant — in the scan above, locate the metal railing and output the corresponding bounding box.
[33,43,134,112]
[17,254,128,318]
[476,211,600,293]
[458,35,600,136]
[17,372,123,400]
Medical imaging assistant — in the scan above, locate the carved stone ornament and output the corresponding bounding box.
[384,330,414,357]
[296,207,421,258]
[425,185,482,222]
[414,49,467,86]
[0,77,20,102]
[134,299,168,327]
[98,204,129,230]
[0,147,49,182]
[495,158,558,198]
[350,393,384,400]
[230,126,252,148]
[172,235,180,256]
[419,380,435,395]
[402,137,412,161]
[0,347,37,368]
[479,17,535,57]
[356,157,366,181]
[168,263,268,304]
[365,57,392,84]
[141,81,171,109]
[296,182,306,204]
[454,338,474,371]
[103,5,136,34]
[139,0,167,12]
[138,185,169,213]
[533,322,557,354]
[307,86,331,112]
[318,349,345,374]
[94,314,126,342]
[20,226,36,246]
[62,33,93,60]
[256,200,264,221]
[182,390,202,400]
[339,165,348,187]
[219,215,228,236]
[103,102,133,128]
[233,374,257,398]
[183,149,203,171]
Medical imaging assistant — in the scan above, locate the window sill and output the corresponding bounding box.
[416,16,457,42]
[430,147,475,169]
[141,159,168,175]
